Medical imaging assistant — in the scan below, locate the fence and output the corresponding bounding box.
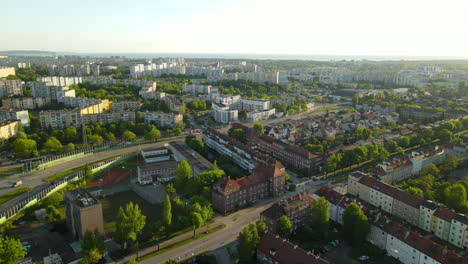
[0,154,131,225]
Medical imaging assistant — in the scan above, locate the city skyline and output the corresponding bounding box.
[3,0,468,57]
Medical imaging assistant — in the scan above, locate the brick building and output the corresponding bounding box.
[261,192,314,233]
[64,188,104,240]
[211,161,286,213]
[257,232,328,264]
[256,135,322,171]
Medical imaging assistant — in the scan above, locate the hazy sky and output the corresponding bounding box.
[2,0,468,56]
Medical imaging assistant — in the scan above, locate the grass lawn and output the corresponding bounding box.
[0,166,22,177]
[0,187,32,205]
[100,190,162,239]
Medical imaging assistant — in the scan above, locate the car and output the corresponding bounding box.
[358,255,369,261]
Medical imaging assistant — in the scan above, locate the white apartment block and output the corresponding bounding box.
[183,83,213,95]
[61,97,103,108]
[211,103,238,124]
[2,97,51,110]
[30,82,76,100]
[246,109,276,121]
[141,111,183,128]
[0,109,30,127]
[212,94,241,106]
[238,98,270,112]
[37,76,83,87]
[0,67,16,78]
[0,79,23,97]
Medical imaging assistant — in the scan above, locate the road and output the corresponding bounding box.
[140,179,327,264]
[0,137,185,197]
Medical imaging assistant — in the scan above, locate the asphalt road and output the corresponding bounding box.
[0,137,185,197]
[140,179,327,264]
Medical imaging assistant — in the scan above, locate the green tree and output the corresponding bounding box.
[440,155,460,174]
[420,163,440,177]
[64,126,79,142]
[444,184,467,212]
[229,128,246,143]
[145,128,161,141]
[191,212,203,237]
[82,230,105,264]
[386,141,399,153]
[399,137,410,148]
[128,259,138,264]
[151,220,166,250]
[189,138,205,154]
[43,137,63,153]
[115,202,146,249]
[165,183,176,197]
[343,203,370,246]
[123,130,137,141]
[209,160,218,170]
[406,187,424,198]
[64,143,75,152]
[311,197,330,234]
[305,144,324,154]
[0,235,26,264]
[437,129,455,143]
[13,138,38,159]
[278,215,292,237]
[253,121,264,136]
[352,94,360,105]
[237,224,259,264]
[175,160,192,192]
[84,164,93,181]
[165,260,177,264]
[256,217,268,237]
[162,194,172,227]
[87,134,103,145]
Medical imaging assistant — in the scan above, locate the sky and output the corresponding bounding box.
[2,0,468,57]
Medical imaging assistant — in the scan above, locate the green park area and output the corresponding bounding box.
[101,191,162,239]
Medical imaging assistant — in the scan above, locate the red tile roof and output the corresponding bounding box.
[433,207,457,222]
[387,223,467,264]
[314,186,344,206]
[358,175,423,209]
[257,232,329,264]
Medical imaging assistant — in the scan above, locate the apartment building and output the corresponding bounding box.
[409,146,446,175]
[182,83,213,95]
[212,94,241,106]
[0,109,30,127]
[202,129,274,172]
[167,141,212,176]
[64,188,104,240]
[111,101,141,112]
[348,172,423,226]
[0,67,16,78]
[61,97,105,109]
[316,188,467,264]
[141,111,183,128]
[256,135,322,171]
[40,109,81,129]
[2,97,51,110]
[355,103,396,114]
[38,76,82,87]
[211,103,238,124]
[313,186,362,225]
[373,156,413,184]
[81,111,136,124]
[30,82,76,100]
[349,172,468,249]
[246,109,276,121]
[257,232,329,264]
[261,192,314,233]
[237,72,280,84]
[211,161,286,213]
[163,96,184,113]
[237,98,271,112]
[0,121,19,139]
[0,79,23,97]
[400,107,468,121]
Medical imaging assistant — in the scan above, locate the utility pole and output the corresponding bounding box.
[81,114,87,146]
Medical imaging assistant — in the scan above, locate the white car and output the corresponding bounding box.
[358,255,369,261]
